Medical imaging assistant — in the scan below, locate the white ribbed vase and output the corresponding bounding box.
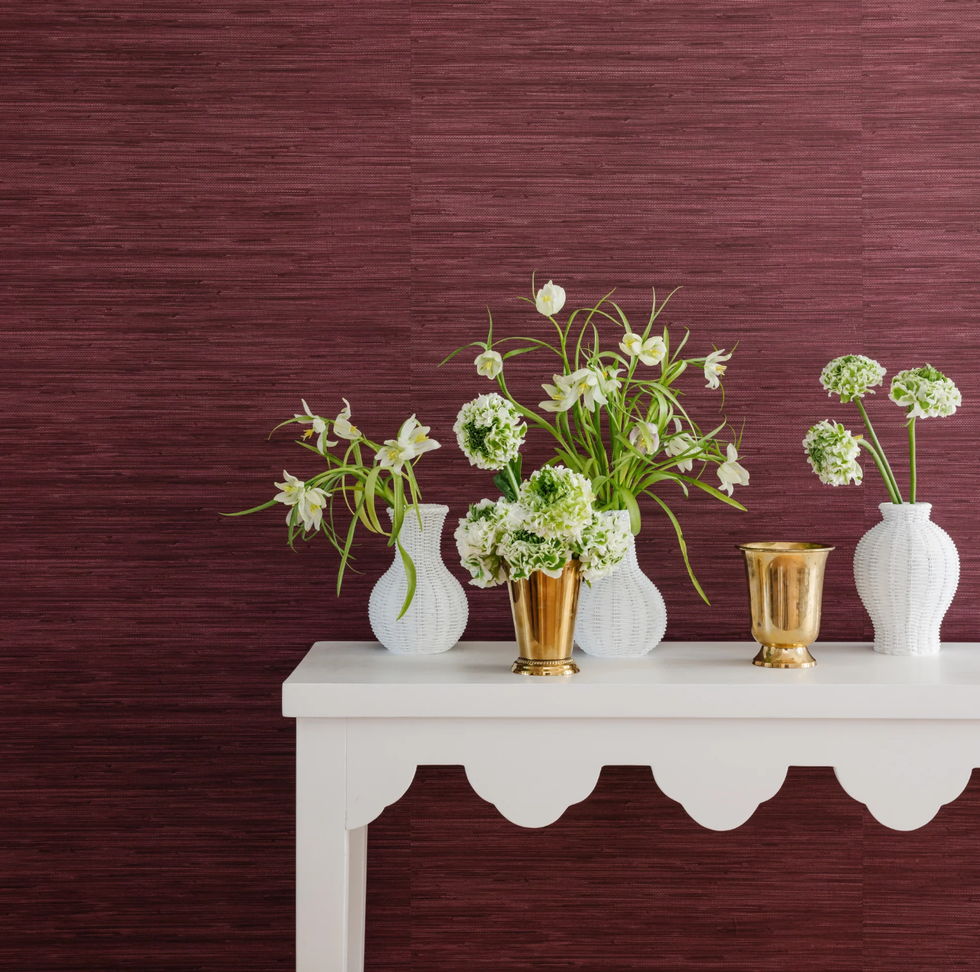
[853,502,959,656]
[368,504,468,655]
[575,510,667,658]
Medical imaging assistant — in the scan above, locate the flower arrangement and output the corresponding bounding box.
[455,465,630,588]
[804,355,961,502]
[226,398,441,616]
[445,278,749,602]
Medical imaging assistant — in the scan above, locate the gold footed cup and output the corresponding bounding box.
[738,542,834,668]
[507,561,582,676]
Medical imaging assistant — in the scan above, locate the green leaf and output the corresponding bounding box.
[646,491,710,605]
[615,487,642,534]
[396,540,417,619]
[673,474,747,510]
[438,341,486,367]
[335,514,361,596]
[221,498,279,517]
[362,466,385,535]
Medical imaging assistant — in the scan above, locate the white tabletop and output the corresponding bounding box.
[282,640,980,720]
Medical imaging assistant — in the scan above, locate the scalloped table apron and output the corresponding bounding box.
[282,640,980,972]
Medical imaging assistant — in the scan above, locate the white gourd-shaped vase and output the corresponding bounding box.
[853,502,958,656]
[575,510,668,657]
[368,504,468,654]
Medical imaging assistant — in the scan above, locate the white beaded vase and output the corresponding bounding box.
[575,510,667,658]
[368,504,468,654]
[853,502,959,656]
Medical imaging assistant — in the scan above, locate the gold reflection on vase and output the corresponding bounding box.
[507,561,583,676]
[738,542,834,668]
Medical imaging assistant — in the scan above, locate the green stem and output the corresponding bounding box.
[908,417,917,504]
[857,438,902,505]
[855,398,903,503]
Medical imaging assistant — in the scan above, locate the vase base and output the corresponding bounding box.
[752,645,817,669]
[511,657,580,676]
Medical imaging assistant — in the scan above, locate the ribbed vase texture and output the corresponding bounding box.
[575,510,667,658]
[853,502,958,656]
[368,504,468,654]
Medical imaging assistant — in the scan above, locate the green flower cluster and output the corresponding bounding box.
[889,365,961,419]
[453,393,527,471]
[803,420,863,487]
[453,498,511,589]
[517,465,595,540]
[456,465,628,587]
[820,355,886,402]
[576,513,632,583]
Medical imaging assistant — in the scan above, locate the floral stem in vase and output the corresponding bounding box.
[908,417,917,504]
[855,438,903,506]
[855,398,903,503]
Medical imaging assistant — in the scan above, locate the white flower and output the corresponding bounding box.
[620,332,666,366]
[535,280,566,317]
[454,393,527,470]
[803,420,863,486]
[295,399,338,452]
[820,355,886,402]
[474,349,504,379]
[497,527,571,581]
[273,471,330,533]
[628,421,660,456]
[539,373,580,413]
[375,415,441,474]
[889,365,961,419]
[596,366,622,398]
[517,465,595,540]
[703,350,732,390]
[664,417,698,473]
[717,443,749,495]
[565,367,608,410]
[332,399,360,440]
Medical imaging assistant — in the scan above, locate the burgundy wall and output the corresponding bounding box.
[2,1,979,969]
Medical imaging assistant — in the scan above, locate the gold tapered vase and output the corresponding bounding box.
[738,542,834,668]
[507,561,583,676]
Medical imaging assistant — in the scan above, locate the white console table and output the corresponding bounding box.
[282,639,980,972]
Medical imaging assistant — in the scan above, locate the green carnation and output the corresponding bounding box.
[803,420,863,487]
[820,355,886,402]
[889,365,961,419]
[575,512,630,583]
[454,393,527,471]
[517,465,594,540]
[496,527,571,581]
[454,498,512,588]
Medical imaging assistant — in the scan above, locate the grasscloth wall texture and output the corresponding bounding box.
[2,1,979,969]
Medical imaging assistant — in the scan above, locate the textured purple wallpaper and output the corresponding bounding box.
[2,1,979,969]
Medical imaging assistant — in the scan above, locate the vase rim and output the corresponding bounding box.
[879,502,932,508]
[385,503,449,515]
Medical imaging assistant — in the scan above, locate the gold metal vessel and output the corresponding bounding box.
[507,561,583,676]
[738,542,834,668]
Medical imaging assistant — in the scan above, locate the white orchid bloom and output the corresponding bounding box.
[620,332,667,366]
[664,418,698,472]
[273,471,329,533]
[717,443,749,495]
[539,373,580,412]
[332,399,360,440]
[628,421,660,456]
[474,349,504,379]
[597,366,622,398]
[294,399,338,452]
[567,367,608,410]
[535,280,566,317]
[703,349,732,390]
[375,440,411,474]
[396,414,441,458]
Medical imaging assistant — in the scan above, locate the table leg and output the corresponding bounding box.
[296,719,367,972]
